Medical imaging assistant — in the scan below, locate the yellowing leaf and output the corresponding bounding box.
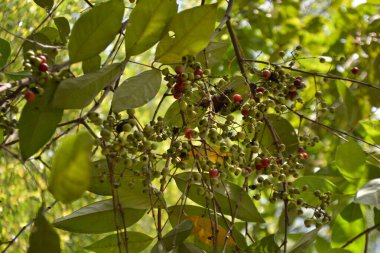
[48,132,94,203]
[186,216,235,247]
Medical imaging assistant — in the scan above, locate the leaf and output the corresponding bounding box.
[0,38,11,68]
[27,206,60,253]
[54,17,70,42]
[48,132,93,203]
[374,208,380,231]
[39,27,60,44]
[354,178,380,209]
[53,63,122,109]
[257,114,299,154]
[288,229,319,253]
[68,0,124,63]
[85,231,153,253]
[54,199,146,233]
[124,0,178,57]
[89,159,146,196]
[167,205,246,249]
[341,202,362,222]
[336,81,360,127]
[19,81,63,160]
[174,243,205,253]
[152,220,193,252]
[335,141,366,182]
[82,55,101,74]
[196,42,229,68]
[174,172,264,222]
[33,0,54,11]
[5,71,32,81]
[326,249,353,253]
[164,97,206,128]
[331,214,365,252]
[155,4,217,64]
[247,234,280,253]
[112,69,162,112]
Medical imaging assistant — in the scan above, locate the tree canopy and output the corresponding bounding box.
[0,0,380,252]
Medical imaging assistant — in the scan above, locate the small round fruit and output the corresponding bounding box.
[37,55,47,63]
[175,65,184,74]
[209,168,220,178]
[300,152,308,160]
[262,69,271,79]
[39,62,49,72]
[351,67,359,75]
[288,91,298,100]
[261,157,270,168]
[184,128,193,139]
[194,68,203,78]
[241,108,250,117]
[24,90,36,103]
[256,87,265,93]
[232,94,243,103]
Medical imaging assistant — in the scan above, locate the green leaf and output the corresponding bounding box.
[0,38,11,68]
[89,159,146,196]
[112,69,162,112]
[33,0,54,11]
[174,172,264,222]
[341,202,362,222]
[288,229,319,253]
[335,141,366,182]
[174,243,205,253]
[54,199,146,233]
[27,206,60,253]
[19,81,63,160]
[152,220,193,252]
[326,249,353,253]
[82,55,101,74]
[374,208,380,231]
[124,0,178,57]
[68,0,124,63]
[257,114,299,154]
[336,81,360,127]
[196,42,229,69]
[48,132,93,203]
[85,231,153,253]
[53,63,122,109]
[354,178,380,209]
[54,17,70,42]
[5,71,32,81]
[247,234,280,253]
[155,4,217,63]
[39,27,60,44]
[331,214,365,252]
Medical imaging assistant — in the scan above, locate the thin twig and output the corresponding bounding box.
[341,223,380,249]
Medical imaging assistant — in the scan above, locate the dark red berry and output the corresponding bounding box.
[209,168,220,178]
[298,147,305,153]
[184,128,193,139]
[295,76,303,81]
[294,79,302,87]
[39,62,49,72]
[256,163,264,170]
[232,94,242,103]
[241,108,250,117]
[173,91,183,99]
[256,87,265,93]
[174,83,185,93]
[175,65,184,74]
[351,67,359,75]
[261,158,270,168]
[288,91,298,100]
[24,90,36,103]
[194,68,203,78]
[262,69,271,79]
[176,76,184,85]
[300,152,308,160]
[37,55,47,63]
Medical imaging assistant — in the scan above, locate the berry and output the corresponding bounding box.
[39,62,49,72]
[194,68,203,78]
[173,91,183,99]
[256,87,265,93]
[232,94,242,103]
[184,128,193,139]
[261,157,270,168]
[175,65,184,74]
[262,69,271,79]
[300,152,308,160]
[241,108,250,117]
[351,67,359,75]
[288,91,298,100]
[174,83,185,93]
[256,163,264,170]
[37,55,47,63]
[176,76,184,85]
[209,168,220,178]
[24,90,36,103]
[294,79,305,89]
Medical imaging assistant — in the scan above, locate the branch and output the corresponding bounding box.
[208,0,234,43]
[341,222,380,249]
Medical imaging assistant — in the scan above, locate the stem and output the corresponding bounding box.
[341,223,380,249]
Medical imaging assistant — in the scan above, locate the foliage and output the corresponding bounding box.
[0,0,380,253]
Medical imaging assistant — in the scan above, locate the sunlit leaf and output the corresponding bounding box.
[124,0,178,57]
[48,132,93,203]
[335,141,366,182]
[68,0,124,63]
[112,69,162,112]
[155,4,217,63]
[354,178,380,209]
[288,229,319,253]
[54,17,70,42]
[247,234,280,253]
